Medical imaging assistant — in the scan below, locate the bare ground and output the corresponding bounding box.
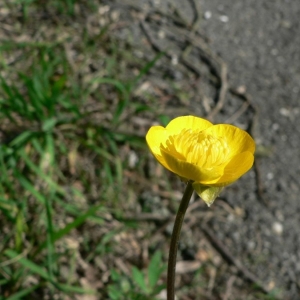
[105,0,300,299]
[1,0,300,299]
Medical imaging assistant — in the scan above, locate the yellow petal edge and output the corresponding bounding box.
[145,115,255,206]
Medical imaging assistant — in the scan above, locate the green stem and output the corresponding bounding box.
[167,181,194,300]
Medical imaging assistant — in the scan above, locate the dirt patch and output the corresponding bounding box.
[106,0,300,299]
[1,0,299,299]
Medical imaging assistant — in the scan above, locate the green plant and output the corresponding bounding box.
[107,251,166,300]
[0,6,163,297]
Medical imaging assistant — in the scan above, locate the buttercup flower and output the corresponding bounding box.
[146,116,255,206]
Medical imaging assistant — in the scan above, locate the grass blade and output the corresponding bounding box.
[4,250,96,295]
[6,285,40,300]
[36,203,104,254]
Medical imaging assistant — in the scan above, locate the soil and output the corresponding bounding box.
[1,0,299,299]
[106,0,300,299]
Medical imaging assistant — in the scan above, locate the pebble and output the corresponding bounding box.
[272,222,283,235]
[204,11,212,19]
[219,15,229,23]
[279,107,290,117]
[171,55,178,65]
[248,240,256,250]
[272,123,279,131]
[271,48,279,55]
[158,30,165,39]
[128,150,138,168]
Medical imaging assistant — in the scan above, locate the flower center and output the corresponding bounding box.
[163,129,230,168]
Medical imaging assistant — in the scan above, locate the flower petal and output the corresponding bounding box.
[166,115,213,135]
[161,148,223,182]
[209,151,255,186]
[203,124,255,157]
[192,183,224,206]
[145,126,171,170]
[146,126,168,155]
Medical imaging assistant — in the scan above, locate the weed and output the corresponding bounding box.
[0,2,164,299]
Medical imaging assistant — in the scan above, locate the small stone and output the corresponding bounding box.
[236,85,246,94]
[279,107,290,117]
[281,20,291,28]
[272,222,283,235]
[111,11,120,22]
[128,151,138,168]
[204,11,212,19]
[158,30,165,39]
[272,123,279,131]
[171,55,178,65]
[219,15,229,23]
[227,214,235,222]
[98,5,110,15]
[267,172,274,180]
[267,281,276,290]
[248,241,256,250]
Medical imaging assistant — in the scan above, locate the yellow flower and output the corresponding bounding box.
[146,116,255,206]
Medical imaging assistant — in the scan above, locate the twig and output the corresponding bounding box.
[223,275,236,300]
[140,21,171,57]
[229,88,259,134]
[141,16,228,122]
[201,224,279,298]
[253,158,269,207]
[177,0,203,72]
[207,61,228,120]
[225,100,250,124]
[119,197,206,223]
[229,88,269,207]
[189,0,202,31]
[175,28,228,120]
[118,213,171,222]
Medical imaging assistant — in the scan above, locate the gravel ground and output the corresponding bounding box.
[106,0,300,298]
[197,1,300,299]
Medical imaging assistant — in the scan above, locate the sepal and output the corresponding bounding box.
[192,183,223,207]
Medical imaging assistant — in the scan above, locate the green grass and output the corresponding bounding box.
[107,251,166,300]
[0,1,278,300]
[0,2,169,299]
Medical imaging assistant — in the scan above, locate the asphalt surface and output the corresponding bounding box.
[196,1,300,298]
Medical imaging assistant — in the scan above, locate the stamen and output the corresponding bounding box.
[162,129,230,168]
